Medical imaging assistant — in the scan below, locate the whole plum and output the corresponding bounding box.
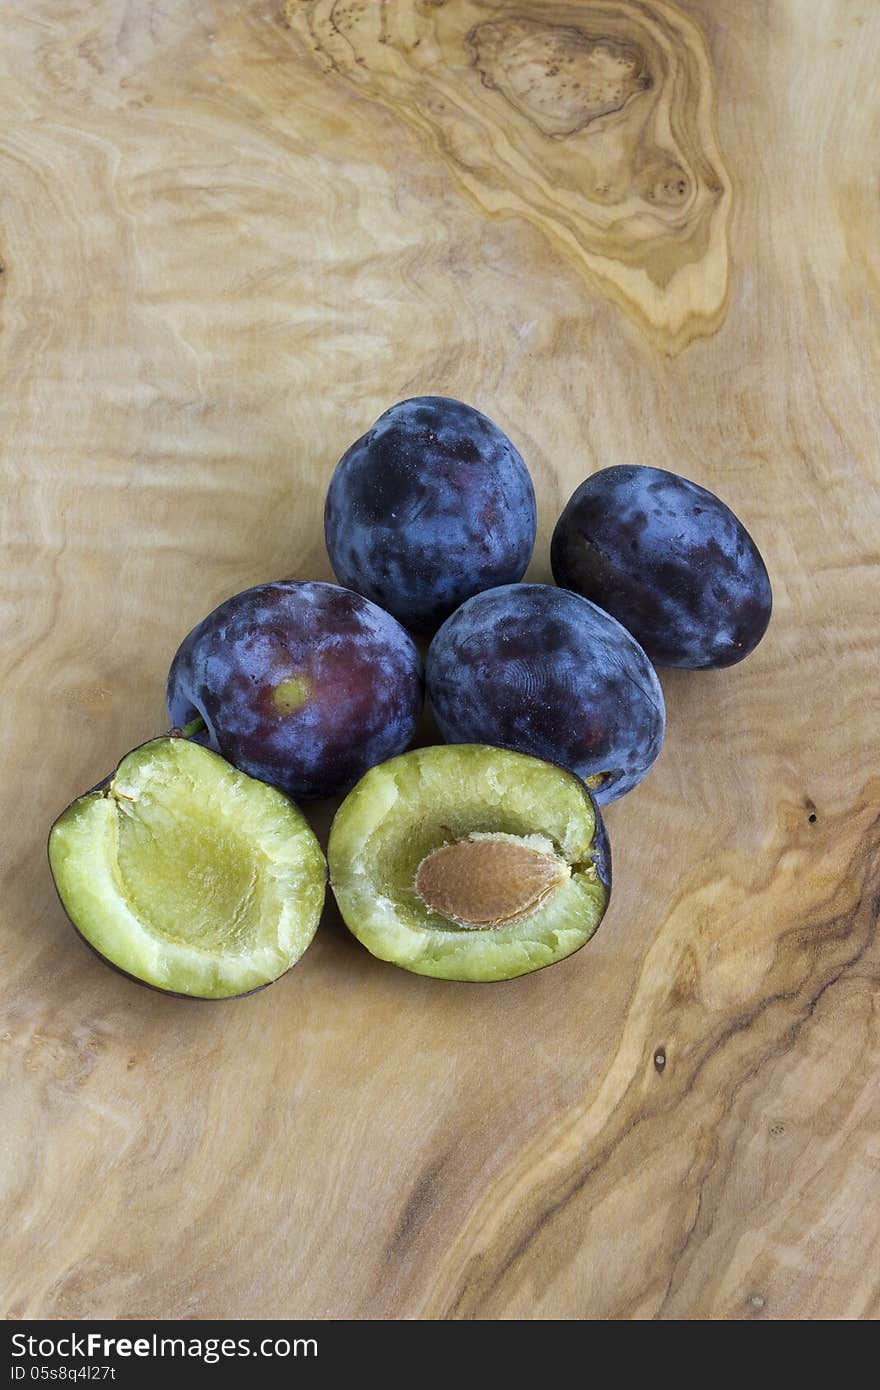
[324,396,536,632]
[551,465,772,669]
[426,584,665,804]
[166,581,423,799]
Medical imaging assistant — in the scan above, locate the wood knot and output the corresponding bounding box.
[468,19,650,137]
[288,0,733,352]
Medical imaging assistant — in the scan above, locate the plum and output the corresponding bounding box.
[426,584,664,803]
[324,396,536,632]
[328,744,610,981]
[551,465,772,668]
[48,734,326,999]
[167,580,423,800]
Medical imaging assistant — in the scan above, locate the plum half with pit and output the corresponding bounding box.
[427,584,665,804]
[324,396,537,632]
[166,580,423,800]
[551,465,772,668]
[328,744,610,982]
[48,734,326,999]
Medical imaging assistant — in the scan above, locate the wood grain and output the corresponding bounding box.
[1,0,878,1321]
[287,0,732,352]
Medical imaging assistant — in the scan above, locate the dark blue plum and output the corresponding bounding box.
[166,581,423,799]
[551,466,772,669]
[324,396,536,632]
[426,584,665,804]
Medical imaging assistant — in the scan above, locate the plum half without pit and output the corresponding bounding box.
[328,744,611,982]
[48,733,327,999]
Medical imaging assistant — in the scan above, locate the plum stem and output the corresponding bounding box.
[172,715,207,740]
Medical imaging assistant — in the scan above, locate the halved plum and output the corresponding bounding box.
[48,735,326,999]
[328,745,610,982]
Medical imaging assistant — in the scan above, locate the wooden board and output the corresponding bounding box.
[2,0,878,1321]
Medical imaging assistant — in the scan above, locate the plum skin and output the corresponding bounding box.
[324,396,537,632]
[166,580,424,799]
[426,584,665,804]
[551,465,772,669]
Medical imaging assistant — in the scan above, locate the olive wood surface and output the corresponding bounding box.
[1,0,877,1320]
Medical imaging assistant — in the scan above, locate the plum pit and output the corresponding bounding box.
[414,833,570,929]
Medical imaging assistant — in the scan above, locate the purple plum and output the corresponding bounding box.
[324,396,536,632]
[551,466,772,668]
[167,581,423,799]
[427,584,665,804]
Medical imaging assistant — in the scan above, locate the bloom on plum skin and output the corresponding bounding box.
[426,584,665,804]
[324,396,537,633]
[551,465,772,669]
[166,580,424,800]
